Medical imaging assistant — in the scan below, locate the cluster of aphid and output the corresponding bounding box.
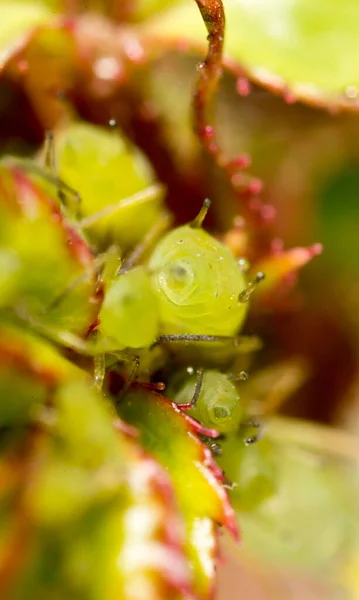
[0,120,264,444]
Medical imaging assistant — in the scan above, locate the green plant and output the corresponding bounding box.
[0,2,359,600]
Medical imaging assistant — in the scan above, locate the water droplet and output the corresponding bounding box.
[93,57,121,81]
[154,381,166,391]
[203,125,214,139]
[244,437,256,445]
[209,442,222,456]
[238,257,250,272]
[109,118,116,127]
[187,366,194,375]
[197,61,205,71]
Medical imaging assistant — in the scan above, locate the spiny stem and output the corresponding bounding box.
[192,0,276,240]
[193,0,225,156]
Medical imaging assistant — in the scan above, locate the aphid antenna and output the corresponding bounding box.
[155,333,236,346]
[78,184,164,230]
[20,160,81,211]
[189,198,211,229]
[118,211,172,275]
[178,367,204,410]
[45,270,95,311]
[43,130,71,209]
[228,370,249,382]
[44,130,56,173]
[238,271,265,303]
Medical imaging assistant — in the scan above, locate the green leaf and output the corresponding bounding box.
[0,2,51,60]
[0,380,191,599]
[0,324,84,427]
[118,389,237,597]
[0,161,99,337]
[142,0,359,108]
[219,418,359,579]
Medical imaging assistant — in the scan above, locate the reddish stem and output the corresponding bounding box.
[193,0,225,156]
[192,0,277,240]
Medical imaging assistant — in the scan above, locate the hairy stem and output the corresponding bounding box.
[193,0,225,156]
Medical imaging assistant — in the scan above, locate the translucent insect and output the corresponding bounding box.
[3,142,263,391]
[97,199,263,358]
[170,368,244,433]
[99,265,159,351]
[47,121,165,251]
[148,199,260,338]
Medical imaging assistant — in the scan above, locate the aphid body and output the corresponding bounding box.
[149,220,248,337]
[99,266,159,351]
[171,369,243,432]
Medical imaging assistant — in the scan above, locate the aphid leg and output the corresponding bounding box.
[177,367,204,409]
[239,417,263,445]
[13,307,131,358]
[118,211,172,274]
[20,160,82,218]
[44,131,56,173]
[77,184,165,230]
[116,355,140,403]
[238,271,265,303]
[155,333,261,354]
[93,352,106,391]
[156,334,237,346]
[43,130,82,217]
[189,198,211,229]
[45,271,95,312]
[45,245,121,314]
[228,370,249,381]
[99,245,123,286]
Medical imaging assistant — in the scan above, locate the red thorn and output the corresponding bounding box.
[260,203,276,221]
[226,154,252,171]
[203,125,214,139]
[247,177,263,195]
[283,88,297,104]
[236,77,251,96]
